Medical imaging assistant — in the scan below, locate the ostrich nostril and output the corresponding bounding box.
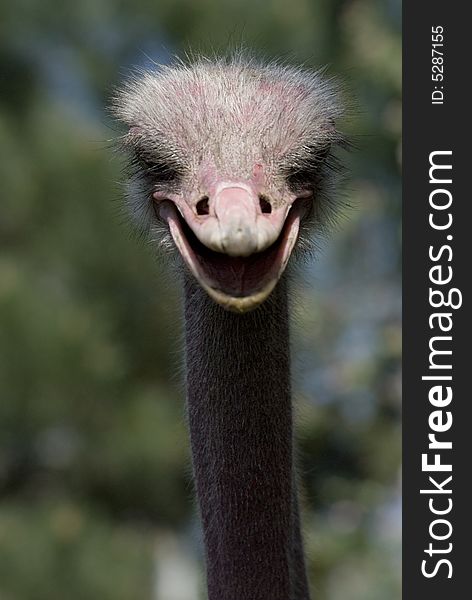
[196,196,210,215]
[259,195,272,214]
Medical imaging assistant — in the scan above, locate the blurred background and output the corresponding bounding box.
[0,0,401,598]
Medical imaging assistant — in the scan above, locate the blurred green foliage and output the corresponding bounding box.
[0,0,401,598]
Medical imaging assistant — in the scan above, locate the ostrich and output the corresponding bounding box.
[112,54,347,600]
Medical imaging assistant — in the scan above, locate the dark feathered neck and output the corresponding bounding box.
[183,275,310,600]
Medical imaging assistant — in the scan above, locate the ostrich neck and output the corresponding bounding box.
[183,275,310,600]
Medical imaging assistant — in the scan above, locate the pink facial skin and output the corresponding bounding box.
[153,163,312,260]
[153,162,311,312]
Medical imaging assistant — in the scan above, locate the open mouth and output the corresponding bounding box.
[160,200,305,312]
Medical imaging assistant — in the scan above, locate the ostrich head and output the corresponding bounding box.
[113,54,346,312]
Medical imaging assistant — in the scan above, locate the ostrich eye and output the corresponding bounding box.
[132,149,182,184]
[139,157,180,182]
[285,144,331,190]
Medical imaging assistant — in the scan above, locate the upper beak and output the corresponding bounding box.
[158,183,290,258]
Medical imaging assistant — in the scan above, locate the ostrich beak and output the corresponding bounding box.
[157,186,304,312]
